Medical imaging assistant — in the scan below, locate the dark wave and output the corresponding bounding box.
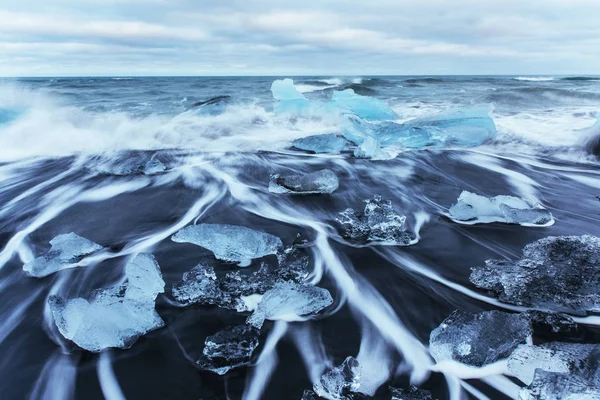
[190,95,231,108]
[561,76,600,81]
[404,78,445,84]
[337,83,377,95]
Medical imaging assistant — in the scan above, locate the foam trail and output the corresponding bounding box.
[97,352,127,400]
[460,382,491,400]
[356,320,392,395]
[444,375,466,400]
[29,352,77,400]
[243,321,288,400]
[289,325,331,383]
[431,360,510,379]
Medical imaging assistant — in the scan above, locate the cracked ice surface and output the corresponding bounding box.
[247,281,333,329]
[197,325,260,375]
[171,224,283,267]
[313,357,362,400]
[48,253,165,352]
[429,310,532,366]
[269,169,339,195]
[470,235,600,313]
[24,232,103,278]
[449,191,554,226]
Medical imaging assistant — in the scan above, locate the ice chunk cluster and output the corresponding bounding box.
[247,281,333,328]
[341,106,495,149]
[330,89,398,121]
[336,195,413,245]
[508,342,600,399]
[429,310,532,366]
[172,224,283,267]
[197,324,260,375]
[470,235,600,313]
[390,386,433,400]
[313,357,362,400]
[449,191,554,226]
[292,134,348,154]
[24,233,103,278]
[48,253,165,352]
[269,169,339,195]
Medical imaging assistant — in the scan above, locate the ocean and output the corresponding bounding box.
[0,75,599,400]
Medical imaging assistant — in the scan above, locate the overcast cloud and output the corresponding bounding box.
[1,0,599,76]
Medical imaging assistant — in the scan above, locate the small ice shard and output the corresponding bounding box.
[470,235,600,313]
[340,107,495,148]
[172,224,283,267]
[172,264,232,307]
[449,191,554,226]
[353,136,396,160]
[508,342,599,385]
[301,390,320,400]
[519,369,600,400]
[330,89,398,121]
[276,243,310,282]
[313,357,361,400]
[525,311,578,335]
[292,134,348,154]
[24,233,103,278]
[221,263,277,299]
[336,195,413,245]
[429,310,532,366]
[271,79,312,114]
[48,253,165,352]
[142,158,166,174]
[390,386,433,400]
[269,169,339,195]
[197,325,260,375]
[247,281,333,329]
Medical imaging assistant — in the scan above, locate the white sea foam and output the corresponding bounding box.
[513,76,555,82]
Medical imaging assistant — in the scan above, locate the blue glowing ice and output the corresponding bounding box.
[292,134,348,154]
[330,89,398,121]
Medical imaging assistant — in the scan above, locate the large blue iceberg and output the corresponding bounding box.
[271,79,312,115]
[329,89,398,121]
[341,106,496,148]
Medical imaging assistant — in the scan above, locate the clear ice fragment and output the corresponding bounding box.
[48,253,165,352]
[172,224,283,267]
[330,89,398,121]
[271,79,312,114]
[269,169,339,195]
[313,357,361,400]
[197,325,260,375]
[172,264,232,307]
[353,137,396,160]
[292,134,348,154]
[390,386,433,400]
[470,235,600,313]
[24,233,103,278]
[429,310,532,366]
[449,191,554,226]
[247,281,333,329]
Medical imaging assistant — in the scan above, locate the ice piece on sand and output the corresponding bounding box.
[449,191,554,226]
[508,342,600,385]
[271,79,311,114]
[336,195,413,245]
[172,264,232,307]
[172,224,283,267]
[314,357,361,400]
[292,134,348,154]
[340,107,495,148]
[429,310,531,366]
[24,233,103,278]
[269,169,339,195]
[390,386,433,400]
[470,235,600,313]
[247,281,333,328]
[330,89,398,121]
[519,369,600,400]
[197,325,260,375]
[353,136,396,160]
[48,253,165,352]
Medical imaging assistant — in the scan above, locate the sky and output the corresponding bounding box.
[0,0,599,76]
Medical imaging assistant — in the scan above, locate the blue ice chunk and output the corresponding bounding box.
[271,79,312,114]
[24,233,104,278]
[172,224,283,267]
[269,169,339,195]
[313,357,361,400]
[292,134,348,154]
[341,107,496,148]
[48,253,165,352]
[331,89,398,121]
[353,136,396,160]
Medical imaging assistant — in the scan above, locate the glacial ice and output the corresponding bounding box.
[24,233,104,278]
[269,169,339,195]
[171,224,283,267]
[449,191,554,226]
[353,137,396,160]
[509,343,600,399]
[172,264,232,307]
[340,107,495,148]
[390,386,433,400]
[197,324,260,375]
[470,235,600,313]
[292,134,348,154]
[271,79,312,114]
[429,310,532,366]
[313,357,361,400]
[247,281,333,328]
[336,195,413,245]
[330,89,398,121]
[48,253,165,352]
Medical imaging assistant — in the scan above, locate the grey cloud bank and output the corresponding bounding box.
[0,0,599,76]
